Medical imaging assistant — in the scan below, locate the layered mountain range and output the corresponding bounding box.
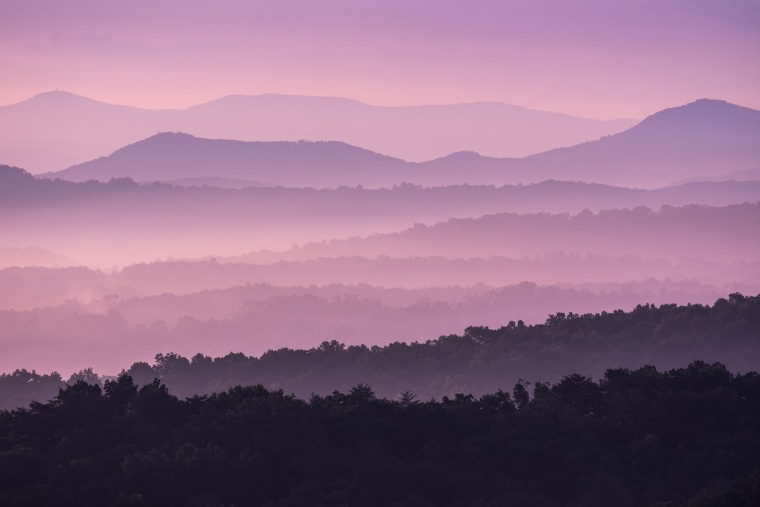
[0,91,635,172]
[36,98,760,188]
[4,164,760,265]
[1,93,758,378]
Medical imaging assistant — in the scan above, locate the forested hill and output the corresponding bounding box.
[3,293,758,409]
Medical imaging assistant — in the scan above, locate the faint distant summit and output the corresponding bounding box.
[12,90,130,109]
[635,98,760,128]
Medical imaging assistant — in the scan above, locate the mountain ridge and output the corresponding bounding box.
[41,99,760,188]
[0,90,638,171]
[49,132,409,187]
[519,99,760,186]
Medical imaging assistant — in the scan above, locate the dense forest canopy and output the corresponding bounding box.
[1,360,758,506]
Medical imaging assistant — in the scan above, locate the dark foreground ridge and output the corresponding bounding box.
[1,361,759,506]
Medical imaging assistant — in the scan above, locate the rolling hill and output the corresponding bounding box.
[42,99,760,188]
[47,133,409,187]
[0,91,636,172]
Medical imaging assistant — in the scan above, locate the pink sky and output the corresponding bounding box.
[1,0,759,119]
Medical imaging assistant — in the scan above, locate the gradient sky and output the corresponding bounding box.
[1,0,759,119]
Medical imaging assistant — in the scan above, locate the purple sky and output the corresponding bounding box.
[2,0,759,119]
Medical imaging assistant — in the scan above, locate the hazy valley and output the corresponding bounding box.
[1,92,758,390]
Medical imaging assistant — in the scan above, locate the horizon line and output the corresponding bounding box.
[0,89,654,123]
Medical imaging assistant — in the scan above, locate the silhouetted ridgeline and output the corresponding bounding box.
[0,362,758,506]
[115,293,760,400]
[2,294,757,409]
[34,99,760,187]
[0,90,637,172]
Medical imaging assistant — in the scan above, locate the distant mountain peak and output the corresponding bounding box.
[11,90,146,112]
[692,98,727,104]
[23,90,96,104]
[10,90,97,107]
[663,98,744,113]
[34,90,80,98]
[147,131,196,140]
[420,151,517,167]
[49,133,409,186]
[636,98,759,128]
[432,151,486,161]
